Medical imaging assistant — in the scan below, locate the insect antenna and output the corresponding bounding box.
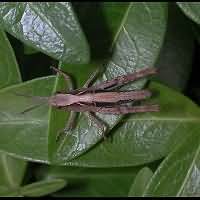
[12,92,50,114]
[13,92,49,102]
[20,103,47,114]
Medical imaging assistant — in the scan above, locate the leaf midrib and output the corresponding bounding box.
[110,2,132,50]
[1,154,15,188]
[0,119,46,125]
[123,117,200,122]
[177,142,200,196]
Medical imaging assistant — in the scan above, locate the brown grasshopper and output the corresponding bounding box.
[16,66,159,140]
[47,66,159,139]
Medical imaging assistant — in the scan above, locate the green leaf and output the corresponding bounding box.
[100,2,129,38]
[128,167,153,197]
[0,30,21,89]
[57,81,200,167]
[0,2,90,64]
[106,2,167,80]
[0,76,55,162]
[0,29,27,197]
[72,2,129,60]
[1,78,200,169]
[0,189,21,197]
[143,131,200,197]
[20,179,67,197]
[0,154,27,194]
[35,165,140,197]
[177,2,200,25]
[155,4,194,92]
[49,2,168,164]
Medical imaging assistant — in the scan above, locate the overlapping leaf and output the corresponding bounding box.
[0,3,199,197]
[177,2,200,25]
[49,2,168,164]
[60,82,200,167]
[1,72,195,168]
[0,30,21,88]
[0,76,55,162]
[35,165,140,197]
[0,154,27,196]
[0,30,27,197]
[20,179,67,197]
[0,2,90,64]
[128,167,153,197]
[143,131,200,197]
[155,4,194,92]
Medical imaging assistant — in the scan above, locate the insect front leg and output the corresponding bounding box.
[83,68,100,88]
[56,111,77,142]
[77,68,100,95]
[64,111,77,132]
[51,66,74,91]
[84,112,108,140]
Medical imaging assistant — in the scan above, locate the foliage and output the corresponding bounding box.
[0,2,199,197]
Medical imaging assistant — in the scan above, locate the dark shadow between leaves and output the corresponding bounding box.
[72,2,113,61]
[6,33,57,82]
[52,179,88,197]
[184,41,200,105]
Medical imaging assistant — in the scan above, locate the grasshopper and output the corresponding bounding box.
[17,66,159,140]
[47,66,159,139]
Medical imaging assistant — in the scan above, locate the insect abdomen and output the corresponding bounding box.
[92,90,151,103]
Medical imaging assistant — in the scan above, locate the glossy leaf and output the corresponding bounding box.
[1,2,198,171]
[20,179,67,197]
[128,167,153,197]
[60,81,200,167]
[49,2,168,164]
[155,4,194,92]
[72,2,129,60]
[1,77,200,169]
[0,30,21,89]
[0,2,199,198]
[36,165,140,197]
[0,154,27,195]
[100,2,129,38]
[0,2,90,64]
[0,76,55,162]
[0,29,27,197]
[177,2,200,25]
[143,131,200,197]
